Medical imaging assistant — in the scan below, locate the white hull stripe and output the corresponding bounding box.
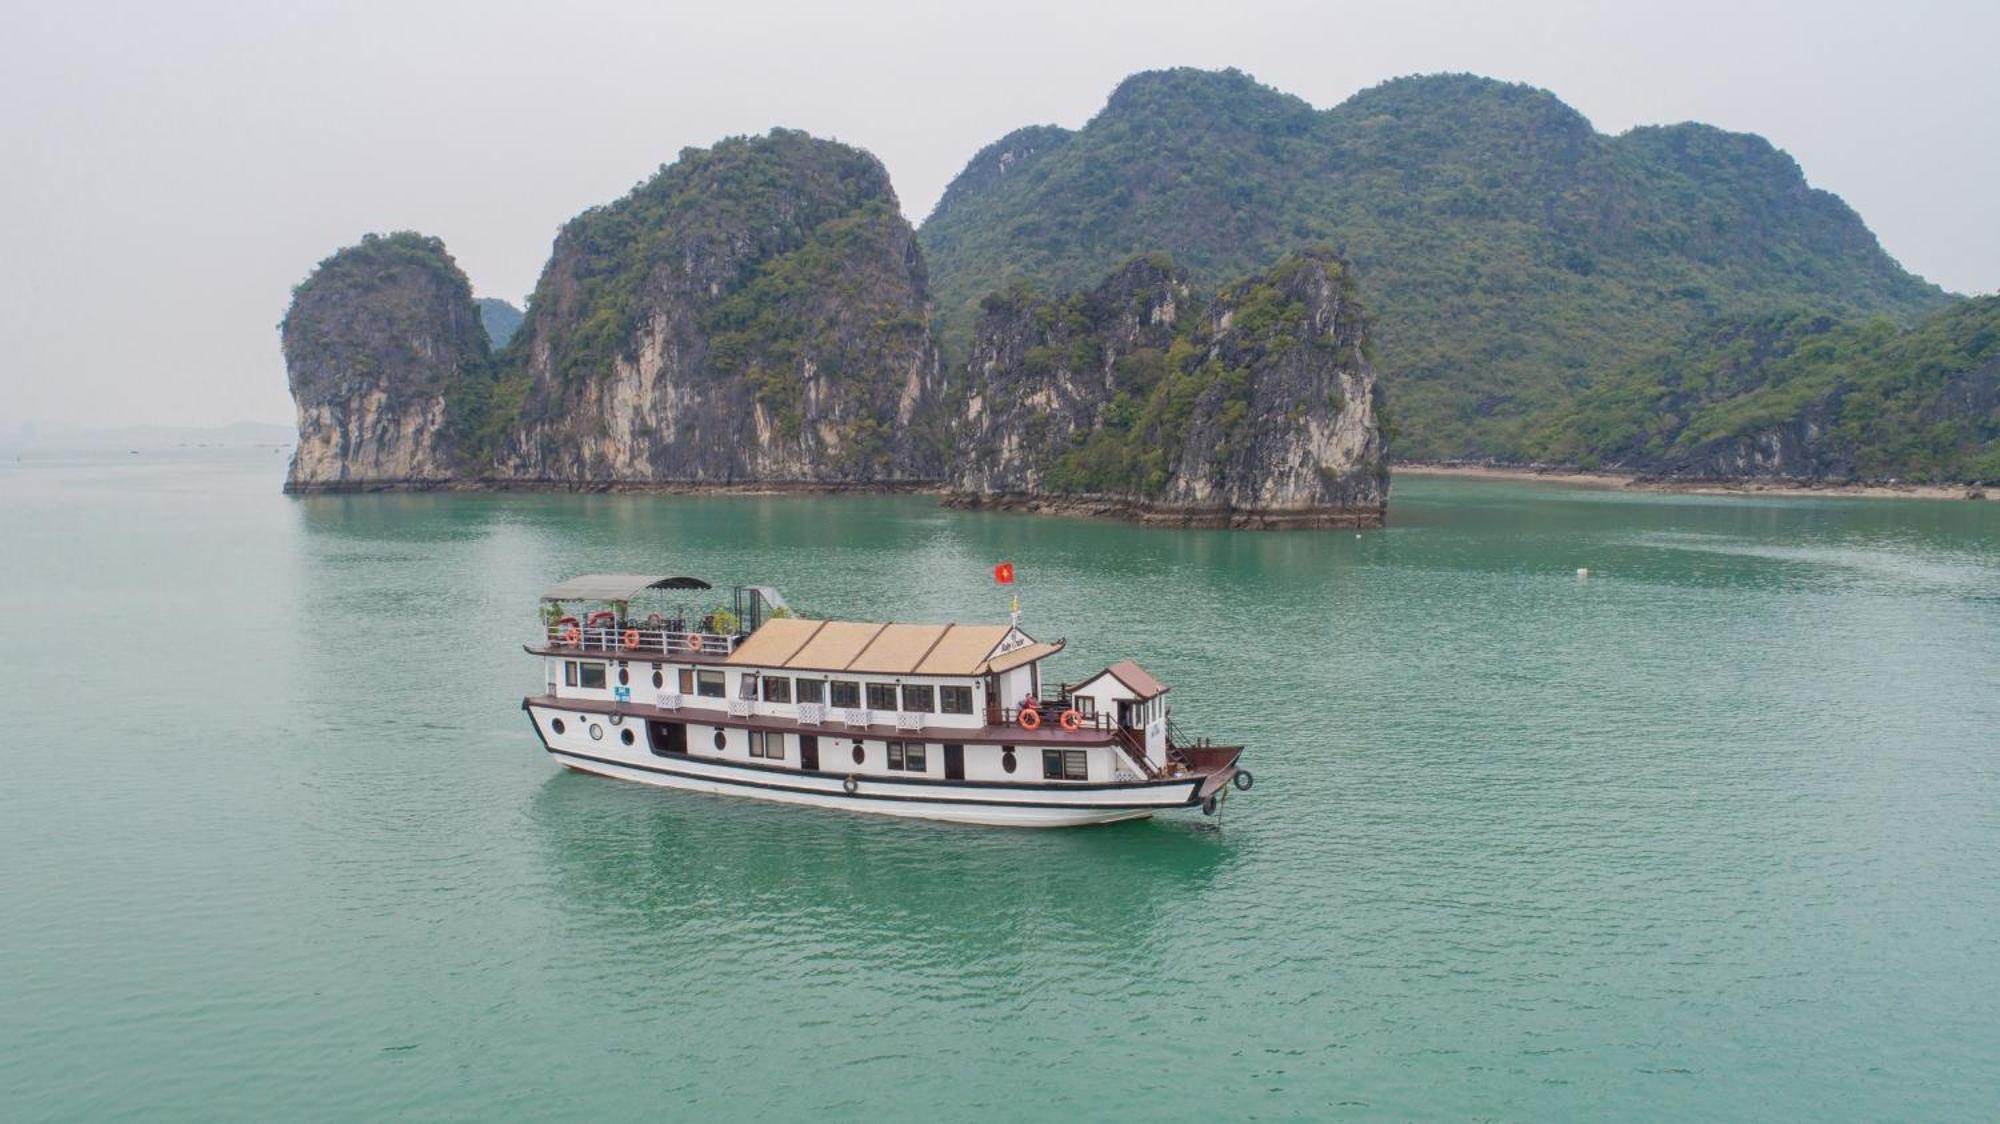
[551,752,1162,827]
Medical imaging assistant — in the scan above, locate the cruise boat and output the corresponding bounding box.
[521,573,1252,827]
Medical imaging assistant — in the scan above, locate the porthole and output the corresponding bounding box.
[651,667,664,689]
[589,724,604,741]
[713,730,727,751]
[551,718,566,735]
[1001,750,1016,774]
[620,728,635,746]
[618,666,630,686]
[851,742,865,765]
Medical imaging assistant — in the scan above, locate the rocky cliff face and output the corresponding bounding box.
[951,248,1387,526]
[496,129,945,486]
[281,232,488,492]
[278,131,1390,519]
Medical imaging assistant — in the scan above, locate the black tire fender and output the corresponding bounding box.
[843,775,859,796]
[1202,795,1219,816]
[1233,769,1253,792]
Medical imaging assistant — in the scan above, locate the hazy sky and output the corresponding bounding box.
[4,0,1995,430]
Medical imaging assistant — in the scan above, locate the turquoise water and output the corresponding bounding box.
[4,450,1998,1119]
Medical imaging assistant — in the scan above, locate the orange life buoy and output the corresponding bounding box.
[622,628,640,649]
[559,624,580,646]
[683,632,704,652]
[1018,708,1042,730]
[586,610,615,627]
[1058,708,1082,732]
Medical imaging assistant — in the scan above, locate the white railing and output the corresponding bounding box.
[655,692,682,710]
[796,702,825,725]
[895,711,925,731]
[727,698,753,717]
[541,623,740,657]
[842,708,873,728]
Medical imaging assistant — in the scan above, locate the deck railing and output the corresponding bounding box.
[984,699,1119,734]
[542,623,740,657]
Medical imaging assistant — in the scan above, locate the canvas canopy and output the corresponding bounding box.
[539,574,713,602]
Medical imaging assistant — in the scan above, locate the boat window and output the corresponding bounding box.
[551,718,566,735]
[796,679,824,704]
[851,741,865,765]
[617,665,630,686]
[749,730,783,760]
[578,663,607,690]
[1043,749,1088,781]
[679,668,694,694]
[1001,748,1016,774]
[712,729,727,750]
[1076,696,1096,718]
[696,670,725,698]
[900,684,935,713]
[762,676,792,703]
[564,661,578,687]
[651,666,664,689]
[738,672,759,699]
[866,683,898,711]
[939,685,973,714]
[830,680,861,708]
[886,741,927,772]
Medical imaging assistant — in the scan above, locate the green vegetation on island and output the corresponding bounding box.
[1532,297,2000,482]
[920,69,1950,461]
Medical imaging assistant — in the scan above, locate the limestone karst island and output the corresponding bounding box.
[283,69,1999,522]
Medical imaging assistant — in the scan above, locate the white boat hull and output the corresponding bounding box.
[526,704,1202,828]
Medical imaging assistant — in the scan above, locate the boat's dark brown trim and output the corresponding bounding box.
[545,746,1203,810]
[523,693,1122,748]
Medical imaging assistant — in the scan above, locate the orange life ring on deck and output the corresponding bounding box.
[1058,708,1082,732]
[559,624,581,646]
[682,632,705,653]
[1018,708,1042,730]
[622,628,640,649]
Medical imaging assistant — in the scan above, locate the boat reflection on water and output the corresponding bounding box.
[527,771,1236,968]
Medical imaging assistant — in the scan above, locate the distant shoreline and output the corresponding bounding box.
[1395,463,1994,502]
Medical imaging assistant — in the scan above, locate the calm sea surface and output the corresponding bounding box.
[3,449,1997,1120]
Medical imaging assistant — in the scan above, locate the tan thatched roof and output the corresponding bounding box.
[726,620,1045,676]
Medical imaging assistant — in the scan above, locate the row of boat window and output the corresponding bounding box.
[562,660,978,713]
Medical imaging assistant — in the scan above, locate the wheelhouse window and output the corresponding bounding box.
[1075,695,1096,718]
[900,684,935,713]
[748,730,784,760]
[1043,749,1088,781]
[939,685,973,714]
[866,683,898,711]
[738,673,759,699]
[762,676,792,703]
[886,741,928,772]
[830,680,861,708]
[695,670,725,698]
[796,679,824,704]
[565,661,607,690]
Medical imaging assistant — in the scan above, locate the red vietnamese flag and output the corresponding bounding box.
[993,561,1015,585]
